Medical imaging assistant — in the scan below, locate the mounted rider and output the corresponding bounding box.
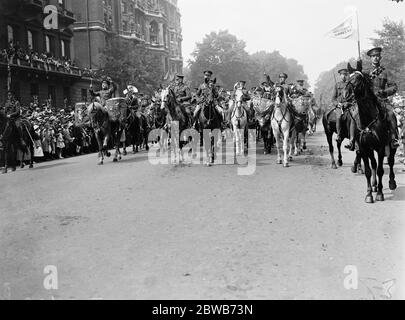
[89,76,117,106]
[332,68,356,150]
[275,73,292,100]
[291,80,310,98]
[171,74,193,124]
[260,73,275,99]
[2,90,26,147]
[193,70,222,127]
[360,47,400,149]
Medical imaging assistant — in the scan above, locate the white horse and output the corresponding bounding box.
[229,87,248,156]
[271,86,292,167]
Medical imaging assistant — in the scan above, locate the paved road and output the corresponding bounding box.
[1,128,405,300]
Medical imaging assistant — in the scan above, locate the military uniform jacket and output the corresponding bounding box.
[332,81,355,109]
[196,83,219,103]
[274,83,292,98]
[3,99,21,119]
[90,83,117,106]
[363,65,398,100]
[173,83,192,104]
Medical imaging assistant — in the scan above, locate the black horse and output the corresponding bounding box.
[198,90,223,166]
[0,112,36,173]
[346,63,397,203]
[322,103,362,173]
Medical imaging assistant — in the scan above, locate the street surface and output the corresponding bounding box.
[1,127,405,300]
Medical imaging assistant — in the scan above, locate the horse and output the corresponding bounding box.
[346,63,397,203]
[160,87,191,164]
[229,88,248,156]
[322,102,362,173]
[290,95,313,156]
[87,101,125,165]
[197,85,223,166]
[251,94,274,154]
[270,85,293,167]
[0,112,36,173]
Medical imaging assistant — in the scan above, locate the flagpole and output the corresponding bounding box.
[356,10,361,59]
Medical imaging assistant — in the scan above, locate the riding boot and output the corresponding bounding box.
[388,110,400,149]
[345,119,356,151]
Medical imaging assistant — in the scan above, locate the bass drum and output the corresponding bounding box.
[105,98,128,122]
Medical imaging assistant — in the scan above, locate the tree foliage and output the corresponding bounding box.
[187,30,308,90]
[100,37,164,93]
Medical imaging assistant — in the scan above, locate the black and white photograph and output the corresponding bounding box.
[1,0,405,303]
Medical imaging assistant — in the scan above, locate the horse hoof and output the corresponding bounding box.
[98,161,103,166]
[11,167,16,172]
[289,156,293,161]
[365,195,374,204]
[106,152,111,157]
[303,144,307,150]
[277,160,282,165]
[118,156,122,161]
[389,181,397,191]
[376,193,385,202]
[264,151,267,155]
[351,166,357,174]
[331,163,338,169]
[338,160,343,167]
[284,163,289,168]
[29,165,33,169]
[113,158,118,163]
[20,164,25,169]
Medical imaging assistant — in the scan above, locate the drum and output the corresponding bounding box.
[75,102,89,126]
[105,98,128,122]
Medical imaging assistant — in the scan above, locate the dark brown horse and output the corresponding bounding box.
[0,112,36,173]
[322,104,362,173]
[160,87,191,164]
[346,63,397,203]
[88,102,125,165]
[198,85,223,166]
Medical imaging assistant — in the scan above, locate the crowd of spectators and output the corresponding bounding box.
[15,96,96,163]
[0,41,77,74]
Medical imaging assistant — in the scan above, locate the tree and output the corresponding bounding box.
[100,37,164,93]
[188,30,254,89]
[372,18,405,91]
[188,30,309,90]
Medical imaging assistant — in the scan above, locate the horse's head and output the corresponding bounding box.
[234,88,245,106]
[160,87,175,110]
[274,85,285,105]
[346,62,372,101]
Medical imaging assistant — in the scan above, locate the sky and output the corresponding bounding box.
[178,0,405,89]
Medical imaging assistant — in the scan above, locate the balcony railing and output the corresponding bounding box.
[1,56,82,77]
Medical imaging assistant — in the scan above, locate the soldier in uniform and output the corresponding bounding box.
[172,74,192,118]
[332,68,355,146]
[193,71,222,127]
[260,73,274,99]
[89,76,117,106]
[2,90,25,147]
[293,80,310,97]
[275,73,292,99]
[361,47,400,149]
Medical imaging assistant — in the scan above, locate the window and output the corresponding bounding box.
[7,25,14,42]
[27,30,33,50]
[30,83,39,96]
[45,35,51,52]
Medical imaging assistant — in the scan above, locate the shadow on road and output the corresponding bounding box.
[386,185,405,202]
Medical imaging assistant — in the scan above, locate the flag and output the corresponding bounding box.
[325,13,357,40]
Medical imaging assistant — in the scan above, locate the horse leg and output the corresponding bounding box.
[375,150,385,202]
[337,140,343,167]
[274,129,282,165]
[11,144,17,171]
[2,145,8,174]
[326,132,337,169]
[29,142,34,168]
[362,153,374,203]
[20,149,25,168]
[387,146,397,191]
[283,128,290,168]
[302,131,307,151]
[369,152,378,193]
